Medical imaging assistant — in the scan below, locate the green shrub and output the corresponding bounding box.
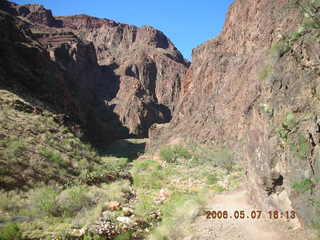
[160,147,176,163]
[270,40,291,59]
[283,113,297,130]
[131,160,171,190]
[213,148,234,173]
[3,140,27,161]
[150,192,201,240]
[134,194,156,216]
[59,186,91,217]
[292,178,314,193]
[39,147,64,166]
[161,192,198,220]
[79,157,128,184]
[260,103,273,116]
[206,174,219,185]
[290,135,310,160]
[276,113,298,141]
[160,145,192,163]
[0,191,22,212]
[30,186,60,217]
[303,19,320,29]
[0,222,22,240]
[83,233,105,240]
[101,157,128,172]
[115,232,134,240]
[91,180,130,203]
[190,145,235,172]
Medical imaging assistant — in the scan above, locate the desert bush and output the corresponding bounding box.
[160,145,192,163]
[58,186,91,217]
[150,192,201,240]
[29,186,60,217]
[131,160,171,190]
[270,40,291,59]
[134,194,157,216]
[289,0,320,27]
[3,139,27,161]
[39,147,64,166]
[101,157,128,172]
[283,113,297,130]
[83,232,105,240]
[192,146,234,173]
[0,222,22,240]
[206,174,219,185]
[260,103,274,116]
[97,180,130,203]
[0,191,22,212]
[292,178,314,193]
[78,157,128,185]
[214,148,234,173]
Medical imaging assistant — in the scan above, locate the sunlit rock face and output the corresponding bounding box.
[150,0,320,227]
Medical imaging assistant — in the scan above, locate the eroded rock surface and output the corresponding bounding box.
[0,0,188,141]
[150,0,320,227]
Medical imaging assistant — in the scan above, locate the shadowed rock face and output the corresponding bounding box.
[56,14,188,125]
[150,0,320,226]
[0,1,188,141]
[0,7,128,144]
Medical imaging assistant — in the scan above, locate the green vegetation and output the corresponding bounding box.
[30,186,60,217]
[0,222,22,240]
[260,103,274,116]
[39,147,64,166]
[131,144,244,239]
[191,145,236,173]
[289,0,320,29]
[283,113,297,130]
[270,40,291,59]
[276,112,298,141]
[290,134,310,160]
[2,139,27,161]
[206,174,219,185]
[292,178,314,193]
[0,89,245,239]
[160,145,192,163]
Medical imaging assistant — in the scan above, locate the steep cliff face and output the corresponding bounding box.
[1,1,188,140]
[164,0,300,142]
[151,0,320,227]
[56,14,188,134]
[0,5,128,145]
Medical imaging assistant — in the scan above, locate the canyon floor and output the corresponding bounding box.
[0,88,316,238]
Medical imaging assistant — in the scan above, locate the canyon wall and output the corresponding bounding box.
[0,0,188,143]
[151,0,320,226]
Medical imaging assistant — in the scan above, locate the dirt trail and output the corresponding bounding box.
[190,188,313,240]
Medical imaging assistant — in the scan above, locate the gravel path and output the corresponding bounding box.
[189,188,313,240]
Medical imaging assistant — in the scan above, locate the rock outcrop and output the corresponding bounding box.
[55,14,189,136]
[151,0,320,227]
[0,0,188,142]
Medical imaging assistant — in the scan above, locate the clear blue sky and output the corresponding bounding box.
[14,0,234,60]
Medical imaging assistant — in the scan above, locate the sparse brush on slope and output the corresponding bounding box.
[131,144,244,239]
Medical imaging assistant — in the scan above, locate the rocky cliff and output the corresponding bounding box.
[0,0,188,142]
[151,0,320,228]
[55,14,189,136]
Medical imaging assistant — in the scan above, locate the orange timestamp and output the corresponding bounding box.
[205,210,296,220]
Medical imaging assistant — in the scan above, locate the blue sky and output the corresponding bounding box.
[14,0,234,60]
